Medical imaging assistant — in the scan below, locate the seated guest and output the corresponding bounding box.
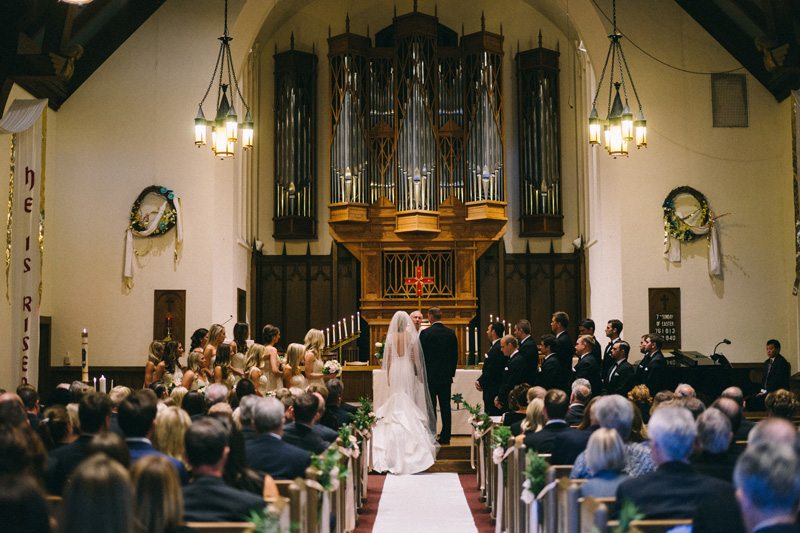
[503,383,530,429]
[0,474,49,533]
[246,397,312,479]
[60,453,132,533]
[108,385,132,437]
[720,386,755,441]
[209,413,275,497]
[765,389,798,420]
[710,397,747,456]
[604,341,635,397]
[627,384,653,423]
[234,395,259,441]
[524,389,589,464]
[305,387,338,443]
[571,395,656,479]
[205,384,230,410]
[131,455,184,533]
[674,383,696,398]
[528,386,547,401]
[16,385,40,429]
[169,386,188,409]
[119,390,187,483]
[616,406,735,519]
[182,418,266,522]
[320,378,353,430]
[88,431,131,468]
[682,397,706,420]
[153,406,192,467]
[580,428,629,498]
[734,442,800,533]
[748,417,798,448]
[566,379,591,426]
[629,404,648,443]
[181,391,206,420]
[515,398,545,442]
[651,390,675,411]
[36,405,77,451]
[283,393,329,454]
[46,391,112,495]
[576,396,600,432]
[0,423,47,485]
[691,407,736,482]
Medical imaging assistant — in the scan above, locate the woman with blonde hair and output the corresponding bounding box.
[169,386,188,408]
[144,340,166,387]
[262,325,284,392]
[203,323,226,367]
[131,455,184,533]
[303,328,327,386]
[245,343,267,395]
[284,343,308,389]
[182,350,212,391]
[580,428,629,498]
[153,406,192,466]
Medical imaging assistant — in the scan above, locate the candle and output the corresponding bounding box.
[465,326,469,352]
[351,315,355,335]
[338,321,342,340]
[99,375,107,394]
[110,379,114,390]
[490,314,494,324]
[93,376,97,390]
[474,327,479,354]
[357,312,361,331]
[332,325,337,344]
[326,328,330,346]
[344,319,348,338]
[81,328,89,383]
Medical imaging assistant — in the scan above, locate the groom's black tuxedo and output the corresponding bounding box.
[478,339,507,415]
[420,321,458,443]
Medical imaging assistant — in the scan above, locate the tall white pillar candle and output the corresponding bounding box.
[81,329,89,383]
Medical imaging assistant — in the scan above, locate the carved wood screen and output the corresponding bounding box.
[382,251,454,299]
[328,7,504,210]
[516,35,562,236]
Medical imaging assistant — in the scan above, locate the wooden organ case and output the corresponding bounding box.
[327,6,508,364]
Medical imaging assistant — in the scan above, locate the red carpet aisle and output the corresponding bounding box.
[353,474,386,533]
[370,473,478,532]
[458,473,495,533]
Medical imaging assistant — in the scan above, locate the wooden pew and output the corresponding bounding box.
[558,476,587,533]
[607,519,693,533]
[579,496,613,533]
[183,523,256,533]
[543,464,574,533]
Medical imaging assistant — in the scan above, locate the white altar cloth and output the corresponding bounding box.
[372,368,482,435]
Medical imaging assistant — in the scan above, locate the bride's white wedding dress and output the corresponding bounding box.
[371,312,437,475]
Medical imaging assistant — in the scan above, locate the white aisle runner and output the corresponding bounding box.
[372,473,478,533]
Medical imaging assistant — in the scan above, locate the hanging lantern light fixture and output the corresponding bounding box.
[193,0,253,158]
[588,0,646,157]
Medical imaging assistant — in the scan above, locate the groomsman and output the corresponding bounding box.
[537,334,569,393]
[603,319,623,380]
[604,340,635,396]
[573,335,602,396]
[578,318,602,367]
[475,322,507,416]
[494,335,527,412]
[513,319,538,384]
[636,333,666,395]
[551,311,574,376]
[420,307,458,445]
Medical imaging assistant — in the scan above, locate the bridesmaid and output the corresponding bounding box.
[160,341,184,389]
[144,341,166,387]
[203,324,225,368]
[284,343,308,389]
[189,328,209,359]
[213,342,235,388]
[245,343,266,395]
[303,329,328,386]
[262,325,284,392]
[183,350,211,391]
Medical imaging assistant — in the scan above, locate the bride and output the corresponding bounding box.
[372,311,438,475]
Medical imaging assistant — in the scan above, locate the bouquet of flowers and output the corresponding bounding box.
[374,342,384,361]
[323,359,342,376]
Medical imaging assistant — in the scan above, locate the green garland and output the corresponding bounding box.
[662,186,710,243]
[492,425,513,449]
[129,185,178,236]
[524,451,549,495]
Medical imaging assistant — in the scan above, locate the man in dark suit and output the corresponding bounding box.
[514,319,539,384]
[476,321,507,415]
[420,307,458,444]
[524,389,590,464]
[604,340,636,396]
[182,417,266,522]
[283,392,328,454]
[119,390,188,484]
[750,339,792,411]
[320,378,353,430]
[734,444,800,533]
[494,335,526,412]
[246,396,312,479]
[636,333,667,395]
[537,334,569,393]
[573,335,602,396]
[565,380,591,425]
[616,406,735,519]
[550,311,574,377]
[578,319,602,367]
[719,387,755,440]
[602,319,623,382]
[46,392,112,495]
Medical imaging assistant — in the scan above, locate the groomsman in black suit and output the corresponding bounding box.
[550,311,574,377]
[602,319,623,381]
[537,334,569,393]
[513,319,538,384]
[420,307,458,445]
[636,333,666,395]
[494,335,527,412]
[578,318,602,367]
[476,321,507,416]
[604,340,635,396]
[573,335,602,396]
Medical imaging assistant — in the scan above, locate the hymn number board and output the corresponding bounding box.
[648,288,681,350]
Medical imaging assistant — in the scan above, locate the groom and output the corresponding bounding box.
[419,307,458,445]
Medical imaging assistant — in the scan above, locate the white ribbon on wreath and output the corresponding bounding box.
[664,207,722,278]
[123,195,183,289]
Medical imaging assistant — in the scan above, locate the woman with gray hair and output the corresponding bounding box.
[580,428,629,498]
[570,395,656,478]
